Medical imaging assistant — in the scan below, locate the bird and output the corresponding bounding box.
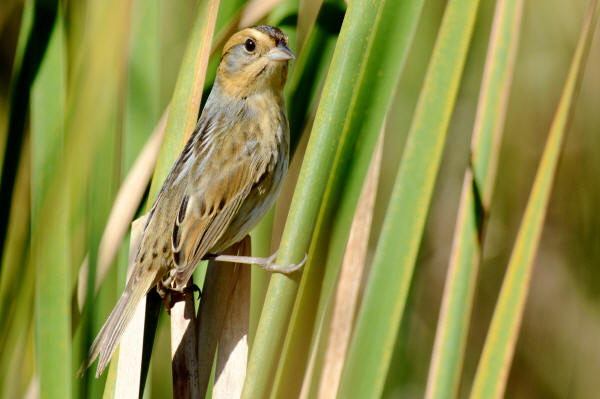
[82,25,302,377]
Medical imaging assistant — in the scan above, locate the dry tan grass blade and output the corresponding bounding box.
[213,238,251,398]
[114,214,148,397]
[171,279,201,398]
[316,129,384,399]
[195,236,251,398]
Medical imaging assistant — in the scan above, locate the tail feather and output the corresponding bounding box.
[80,267,158,377]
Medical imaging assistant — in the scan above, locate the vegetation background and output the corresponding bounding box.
[0,0,598,398]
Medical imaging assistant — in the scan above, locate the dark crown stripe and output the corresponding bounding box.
[251,25,288,46]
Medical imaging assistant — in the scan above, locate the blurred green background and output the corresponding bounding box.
[0,0,598,398]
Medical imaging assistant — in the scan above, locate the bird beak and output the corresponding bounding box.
[267,44,295,61]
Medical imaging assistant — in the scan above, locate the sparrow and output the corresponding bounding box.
[83,25,301,377]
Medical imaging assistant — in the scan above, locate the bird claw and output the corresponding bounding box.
[263,253,307,274]
[157,273,201,314]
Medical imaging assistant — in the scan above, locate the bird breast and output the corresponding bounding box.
[212,92,289,251]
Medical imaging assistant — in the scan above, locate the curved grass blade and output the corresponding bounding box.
[469,2,599,398]
[249,0,346,348]
[270,0,424,397]
[336,0,481,397]
[241,1,389,397]
[425,1,524,397]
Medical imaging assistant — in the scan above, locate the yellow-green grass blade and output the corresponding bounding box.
[425,0,523,397]
[296,0,323,52]
[0,132,31,349]
[241,0,391,397]
[469,2,599,398]
[0,262,35,399]
[271,0,424,397]
[30,10,69,399]
[0,138,33,399]
[0,0,56,271]
[336,0,481,397]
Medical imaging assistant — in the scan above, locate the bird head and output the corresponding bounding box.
[217,25,295,97]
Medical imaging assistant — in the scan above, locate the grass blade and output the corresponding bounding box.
[270,0,424,397]
[425,0,523,397]
[0,0,57,262]
[30,9,69,399]
[469,2,599,398]
[336,0,481,397]
[0,138,34,399]
[315,131,383,398]
[241,1,389,396]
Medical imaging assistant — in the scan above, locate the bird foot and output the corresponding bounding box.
[203,251,307,274]
[157,273,201,314]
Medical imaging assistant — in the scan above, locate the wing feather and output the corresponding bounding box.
[170,132,269,288]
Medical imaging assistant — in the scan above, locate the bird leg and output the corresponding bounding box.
[203,251,307,274]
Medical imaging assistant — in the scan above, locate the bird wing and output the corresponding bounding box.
[170,127,270,287]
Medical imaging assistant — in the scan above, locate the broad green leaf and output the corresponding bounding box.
[469,2,599,398]
[425,0,524,397]
[336,0,481,397]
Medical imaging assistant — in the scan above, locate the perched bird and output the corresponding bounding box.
[83,25,301,377]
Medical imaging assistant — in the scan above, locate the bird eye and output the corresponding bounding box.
[244,38,256,52]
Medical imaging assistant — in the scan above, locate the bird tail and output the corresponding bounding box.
[80,266,159,377]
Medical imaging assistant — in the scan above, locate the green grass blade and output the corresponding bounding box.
[425,0,523,397]
[242,0,392,396]
[336,0,481,397]
[284,0,345,153]
[249,0,345,349]
[270,0,424,397]
[0,0,57,271]
[30,10,69,399]
[469,2,599,398]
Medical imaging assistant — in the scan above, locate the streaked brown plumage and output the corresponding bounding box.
[84,26,295,377]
